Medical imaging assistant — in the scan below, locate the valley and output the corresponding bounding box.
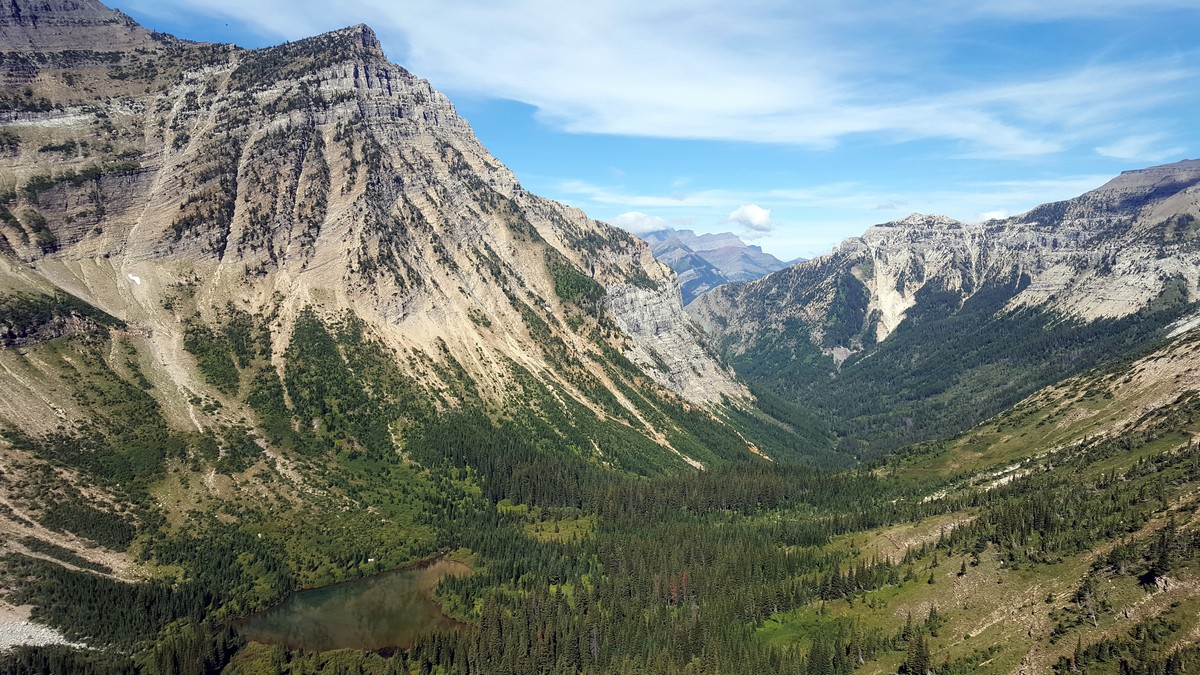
[0,1,1199,674]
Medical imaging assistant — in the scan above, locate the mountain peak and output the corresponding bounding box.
[1098,158,1200,193]
[1116,158,1200,177]
[0,0,746,429]
[300,23,387,61]
[644,228,788,304]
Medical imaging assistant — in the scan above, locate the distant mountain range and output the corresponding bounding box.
[640,229,796,304]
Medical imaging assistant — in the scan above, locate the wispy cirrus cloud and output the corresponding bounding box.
[114,0,1198,159]
[563,174,1111,218]
[1095,134,1188,162]
[557,174,1115,257]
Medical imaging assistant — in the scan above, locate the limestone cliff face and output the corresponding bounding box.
[0,0,152,52]
[692,161,1200,358]
[606,282,739,403]
[0,0,744,442]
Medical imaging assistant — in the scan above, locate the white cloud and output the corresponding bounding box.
[1095,134,1187,162]
[727,204,773,232]
[611,211,669,234]
[977,209,1010,222]
[558,180,739,209]
[113,0,1198,159]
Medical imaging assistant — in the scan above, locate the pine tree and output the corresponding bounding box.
[908,632,931,675]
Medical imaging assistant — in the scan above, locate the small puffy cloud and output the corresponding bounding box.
[727,204,773,232]
[977,209,1009,222]
[611,211,669,234]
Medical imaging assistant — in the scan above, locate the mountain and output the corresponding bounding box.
[641,228,791,304]
[0,0,791,477]
[691,160,1200,456]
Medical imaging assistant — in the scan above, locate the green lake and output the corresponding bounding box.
[237,559,471,652]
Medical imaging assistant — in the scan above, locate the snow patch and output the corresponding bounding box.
[127,273,141,286]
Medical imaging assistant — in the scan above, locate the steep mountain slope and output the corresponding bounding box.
[643,228,790,304]
[691,161,1200,455]
[0,0,785,479]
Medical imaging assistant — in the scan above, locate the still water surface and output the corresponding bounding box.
[238,559,471,652]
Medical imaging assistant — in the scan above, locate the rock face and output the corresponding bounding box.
[642,229,790,304]
[0,0,745,446]
[606,282,735,403]
[692,161,1200,358]
[0,0,152,52]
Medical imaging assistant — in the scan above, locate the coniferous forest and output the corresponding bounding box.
[3,304,1200,674]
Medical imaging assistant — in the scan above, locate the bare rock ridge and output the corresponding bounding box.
[692,159,1200,358]
[0,0,747,461]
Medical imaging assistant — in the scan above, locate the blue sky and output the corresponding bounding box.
[111,1,1198,260]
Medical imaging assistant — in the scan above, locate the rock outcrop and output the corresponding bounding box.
[606,282,738,403]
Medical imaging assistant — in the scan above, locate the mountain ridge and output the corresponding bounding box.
[690,159,1200,454]
[693,159,1200,350]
